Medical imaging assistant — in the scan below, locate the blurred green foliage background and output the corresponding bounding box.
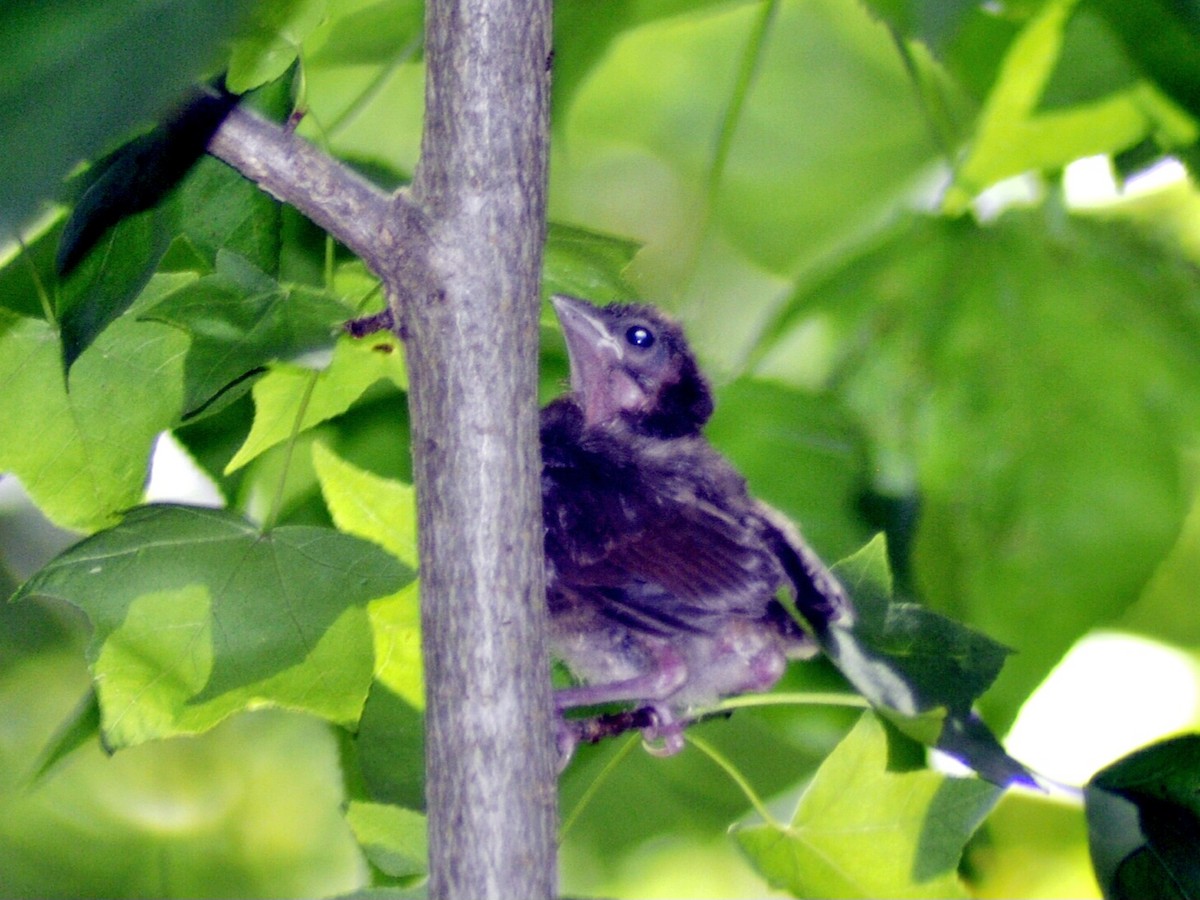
[3,0,1200,896]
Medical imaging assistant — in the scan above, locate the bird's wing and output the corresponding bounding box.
[544,436,785,634]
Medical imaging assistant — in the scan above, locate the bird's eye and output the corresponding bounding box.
[625,325,655,349]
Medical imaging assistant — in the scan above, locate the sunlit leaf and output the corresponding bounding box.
[944,0,1196,210]
[313,440,416,568]
[736,711,1000,899]
[12,504,412,748]
[227,330,407,472]
[346,801,428,879]
[313,442,423,708]
[0,301,187,533]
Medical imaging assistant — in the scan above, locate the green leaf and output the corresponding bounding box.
[1120,485,1200,645]
[944,0,1196,210]
[0,302,187,532]
[707,378,870,561]
[313,441,416,568]
[0,0,256,235]
[227,0,329,93]
[55,104,285,365]
[139,250,351,415]
[56,89,243,277]
[313,443,423,708]
[551,0,743,126]
[813,537,1027,784]
[759,211,1200,728]
[55,208,172,369]
[1086,733,1200,900]
[829,538,1010,717]
[543,222,641,302]
[30,689,100,782]
[345,801,428,879]
[1092,0,1200,124]
[968,789,1099,898]
[227,329,408,472]
[735,711,1000,899]
[860,0,979,56]
[12,504,413,749]
[305,0,425,68]
[164,150,285,277]
[0,699,366,897]
[355,684,426,811]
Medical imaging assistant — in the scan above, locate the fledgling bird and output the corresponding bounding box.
[543,295,854,755]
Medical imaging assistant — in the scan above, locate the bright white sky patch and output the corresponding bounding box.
[1064,154,1189,207]
[145,431,224,508]
[1005,631,1200,787]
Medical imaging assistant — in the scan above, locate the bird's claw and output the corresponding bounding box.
[639,705,685,756]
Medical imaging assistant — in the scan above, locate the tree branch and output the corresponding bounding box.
[207,104,422,276]
[207,3,556,898]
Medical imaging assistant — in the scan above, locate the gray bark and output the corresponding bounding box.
[208,1,557,897]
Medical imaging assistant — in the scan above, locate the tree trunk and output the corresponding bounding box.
[404,1,557,898]
[209,0,558,896]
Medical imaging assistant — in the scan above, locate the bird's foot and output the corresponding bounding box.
[639,704,686,757]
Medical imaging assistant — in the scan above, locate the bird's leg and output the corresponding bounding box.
[553,645,687,711]
[554,646,689,766]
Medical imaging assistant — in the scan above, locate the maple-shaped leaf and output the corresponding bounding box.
[140,250,352,415]
[808,536,1031,786]
[736,711,1001,898]
[11,504,413,749]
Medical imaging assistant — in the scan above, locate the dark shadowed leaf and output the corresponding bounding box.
[55,80,287,367]
[1091,0,1200,124]
[56,209,171,369]
[139,251,351,415]
[811,536,1029,785]
[56,88,242,277]
[1086,733,1200,900]
[0,0,255,236]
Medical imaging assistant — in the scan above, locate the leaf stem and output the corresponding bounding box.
[886,24,958,169]
[693,690,870,717]
[685,733,784,831]
[678,0,778,301]
[262,366,319,532]
[17,234,57,326]
[559,734,640,841]
[707,0,778,207]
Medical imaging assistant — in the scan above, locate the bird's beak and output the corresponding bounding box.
[551,294,643,426]
[551,293,624,394]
